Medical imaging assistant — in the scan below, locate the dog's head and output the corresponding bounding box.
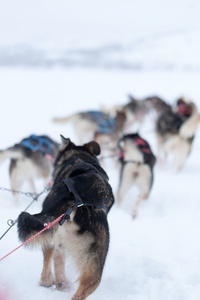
[54,135,101,167]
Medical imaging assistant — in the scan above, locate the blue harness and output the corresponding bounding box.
[89,111,116,134]
[20,135,51,154]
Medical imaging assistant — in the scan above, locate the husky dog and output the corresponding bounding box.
[53,110,125,143]
[53,110,126,159]
[156,97,200,170]
[17,136,114,300]
[117,133,156,217]
[0,134,59,202]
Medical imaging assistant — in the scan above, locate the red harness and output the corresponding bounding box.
[135,138,152,154]
[119,138,152,160]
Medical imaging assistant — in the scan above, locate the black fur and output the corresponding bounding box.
[156,110,184,135]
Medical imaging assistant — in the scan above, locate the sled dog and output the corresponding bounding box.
[156,97,200,170]
[18,136,114,300]
[0,134,59,202]
[53,110,126,158]
[53,110,126,143]
[117,133,156,217]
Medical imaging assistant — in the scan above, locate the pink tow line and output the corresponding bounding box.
[0,213,64,262]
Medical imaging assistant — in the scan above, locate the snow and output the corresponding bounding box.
[0,1,200,299]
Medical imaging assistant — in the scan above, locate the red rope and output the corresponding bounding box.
[0,213,64,262]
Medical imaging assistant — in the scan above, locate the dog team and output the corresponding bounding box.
[0,94,199,299]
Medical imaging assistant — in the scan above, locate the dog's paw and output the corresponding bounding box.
[71,296,84,300]
[131,212,138,219]
[40,281,54,288]
[56,280,71,292]
[40,273,54,287]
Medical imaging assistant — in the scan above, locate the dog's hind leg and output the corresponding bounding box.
[10,165,25,204]
[156,134,165,165]
[132,192,149,218]
[72,268,101,300]
[117,163,135,207]
[40,247,54,287]
[132,168,152,217]
[27,178,37,193]
[174,140,191,171]
[53,248,70,291]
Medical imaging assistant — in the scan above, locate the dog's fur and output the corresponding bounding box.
[53,110,126,159]
[117,133,156,217]
[102,95,170,132]
[0,135,59,202]
[52,110,112,144]
[17,137,114,300]
[123,95,152,129]
[156,98,200,170]
[93,110,126,158]
[101,95,152,131]
[144,96,171,119]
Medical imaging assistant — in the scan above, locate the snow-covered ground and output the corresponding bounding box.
[0,1,200,300]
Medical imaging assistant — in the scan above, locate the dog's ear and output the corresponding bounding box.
[60,135,74,150]
[84,141,101,156]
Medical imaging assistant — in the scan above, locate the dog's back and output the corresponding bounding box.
[156,110,184,136]
[119,133,156,169]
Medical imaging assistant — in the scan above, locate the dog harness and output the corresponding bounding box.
[20,135,52,155]
[59,162,107,225]
[134,137,152,154]
[118,134,155,170]
[88,111,116,134]
[118,136,152,161]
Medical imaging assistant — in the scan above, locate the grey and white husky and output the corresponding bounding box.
[0,134,59,202]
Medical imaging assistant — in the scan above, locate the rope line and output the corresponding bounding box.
[0,213,64,262]
[0,186,51,240]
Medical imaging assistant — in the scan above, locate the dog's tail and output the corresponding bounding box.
[52,113,79,124]
[0,148,24,164]
[179,113,200,139]
[17,212,52,247]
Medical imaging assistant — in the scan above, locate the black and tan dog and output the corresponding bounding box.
[0,134,59,203]
[17,136,114,300]
[117,133,156,217]
[156,97,200,170]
